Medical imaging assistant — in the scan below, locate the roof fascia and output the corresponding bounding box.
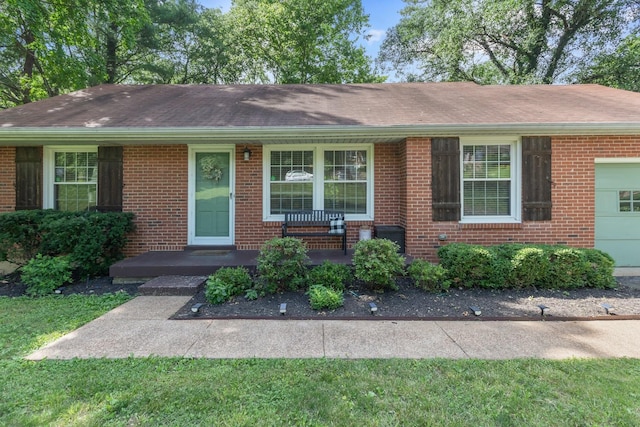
[0,123,639,145]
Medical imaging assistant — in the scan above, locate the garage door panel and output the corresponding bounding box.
[595,163,640,267]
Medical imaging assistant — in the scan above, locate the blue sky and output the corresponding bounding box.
[197,0,406,60]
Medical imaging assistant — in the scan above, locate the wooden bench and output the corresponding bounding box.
[281,210,347,254]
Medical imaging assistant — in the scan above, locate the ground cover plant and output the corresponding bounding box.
[1,294,640,426]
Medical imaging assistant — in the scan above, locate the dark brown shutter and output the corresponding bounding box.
[432,137,460,221]
[15,147,42,210]
[97,146,123,212]
[522,136,552,221]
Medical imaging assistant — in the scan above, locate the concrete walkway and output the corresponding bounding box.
[27,296,640,360]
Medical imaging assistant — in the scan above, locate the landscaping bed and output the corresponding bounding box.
[172,276,640,321]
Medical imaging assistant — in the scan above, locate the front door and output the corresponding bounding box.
[189,147,234,245]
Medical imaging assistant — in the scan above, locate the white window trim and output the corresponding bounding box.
[459,136,521,224]
[43,145,98,209]
[262,143,374,221]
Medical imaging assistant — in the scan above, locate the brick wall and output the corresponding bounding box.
[404,135,640,261]
[0,147,15,212]
[122,145,189,255]
[103,135,640,257]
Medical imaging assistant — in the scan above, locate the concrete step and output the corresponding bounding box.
[138,275,207,296]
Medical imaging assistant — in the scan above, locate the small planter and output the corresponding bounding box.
[359,225,372,241]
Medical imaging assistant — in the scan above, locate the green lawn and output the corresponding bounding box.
[1,295,640,426]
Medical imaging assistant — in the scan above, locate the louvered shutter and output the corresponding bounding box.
[15,147,42,210]
[432,137,460,221]
[522,136,552,221]
[97,146,123,212]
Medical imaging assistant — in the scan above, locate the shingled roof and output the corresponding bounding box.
[1,82,639,144]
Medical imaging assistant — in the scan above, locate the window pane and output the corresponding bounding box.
[462,143,512,217]
[323,150,367,214]
[324,182,366,214]
[53,150,98,211]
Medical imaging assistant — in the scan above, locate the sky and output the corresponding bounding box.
[197,0,406,61]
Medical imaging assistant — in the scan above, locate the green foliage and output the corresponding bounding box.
[437,243,616,290]
[257,237,309,292]
[407,259,450,292]
[20,254,73,297]
[437,243,496,288]
[307,284,344,310]
[204,267,254,305]
[578,34,640,92]
[378,0,637,85]
[307,261,353,292]
[0,210,135,277]
[510,246,550,288]
[583,249,617,289]
[352,238,405,291]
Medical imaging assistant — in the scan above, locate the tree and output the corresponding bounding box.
[226,0,382,84]
[578,33,640,92]
[378,0,639,85]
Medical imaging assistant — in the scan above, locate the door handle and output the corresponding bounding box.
[229,192,233,199]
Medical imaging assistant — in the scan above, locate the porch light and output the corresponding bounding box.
[537,304,549,317]
[191,303,204,313]
[369,302,378,314]
[469,305,481,316]
[280,303,287,315]
[243,146,252,161]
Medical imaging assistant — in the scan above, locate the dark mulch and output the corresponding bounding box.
[0,273,141,297]
[4,272,640,321]
[172,276,640,321]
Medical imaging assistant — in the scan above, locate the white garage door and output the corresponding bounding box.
[595,162,640,266]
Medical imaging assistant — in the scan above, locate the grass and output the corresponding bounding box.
[1,295,640,426]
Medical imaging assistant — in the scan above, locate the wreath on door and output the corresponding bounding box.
[200,156,223,181]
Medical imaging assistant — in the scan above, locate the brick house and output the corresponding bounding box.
[1,83,639,266]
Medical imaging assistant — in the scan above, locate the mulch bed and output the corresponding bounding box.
[3,273,640,321]
[171,276,640,321]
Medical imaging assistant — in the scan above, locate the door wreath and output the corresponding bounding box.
[200,156,223,181]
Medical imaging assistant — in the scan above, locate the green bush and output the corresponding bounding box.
[0,210,135,277]
[548,247,590,289]
[308,284,344,310]
[20,254,73,297]
[510,247,550,288]
[583,248,617,289]
[407,259,450,292]
[204,267,253,304]
[352,238,405,291]
[257,237,309,292]
[307,261,352,292]
[437,243,496,288]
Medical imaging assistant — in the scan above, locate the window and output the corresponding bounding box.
[460,137,520,223]
[264,145,372,220]
[619,190,640,212]
[44,147,98,211]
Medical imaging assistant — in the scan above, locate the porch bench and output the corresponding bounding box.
[281,210,347,254]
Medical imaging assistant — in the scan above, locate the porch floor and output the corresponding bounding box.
[110,249,359,282]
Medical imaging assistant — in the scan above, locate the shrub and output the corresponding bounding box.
[437,243,496,288]
[0,210,135,277]
[204,277,234,305]
[205,267,253,304]
[21,254,73,297]
[352,238,405,291]
[510,247,550,288]
[308,285,344,310]
[583,248,617,289]
[307,261,352,292]
[548,247,590,289]
[257,237,309,292]
[407,259,450,292]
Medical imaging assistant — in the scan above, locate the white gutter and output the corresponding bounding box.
[0,123,639,145]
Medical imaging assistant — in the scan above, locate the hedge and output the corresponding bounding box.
[0,210,135,277]
[437,243,616,289]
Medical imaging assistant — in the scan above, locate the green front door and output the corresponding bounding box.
[191,150,233,245]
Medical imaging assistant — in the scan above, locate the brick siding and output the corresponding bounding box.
[0,147,15,212]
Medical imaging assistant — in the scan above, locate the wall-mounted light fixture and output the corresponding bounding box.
[243,146,252,161]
